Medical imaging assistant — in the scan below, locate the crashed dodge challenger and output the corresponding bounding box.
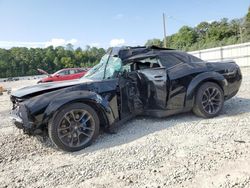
[10,46,242,152]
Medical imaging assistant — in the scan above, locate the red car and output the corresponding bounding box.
[37,68,89,83]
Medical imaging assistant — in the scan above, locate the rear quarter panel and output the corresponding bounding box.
[166,62,208,110]
[209,61,242,99]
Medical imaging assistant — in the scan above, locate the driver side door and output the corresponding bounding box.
[119,71,144,119]
[118,57,168,119]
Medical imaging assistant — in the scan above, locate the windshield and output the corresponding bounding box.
[83,53,122,80]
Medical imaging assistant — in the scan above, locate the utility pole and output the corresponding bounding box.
[163,13,167,48]
[239,26,243,43]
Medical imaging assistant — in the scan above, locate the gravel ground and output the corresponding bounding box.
[0,69,250,188]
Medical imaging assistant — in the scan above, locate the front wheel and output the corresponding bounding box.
[48,103,100,152]
[193,82,224,118]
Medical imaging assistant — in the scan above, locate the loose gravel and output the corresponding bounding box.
[0,69,250,188]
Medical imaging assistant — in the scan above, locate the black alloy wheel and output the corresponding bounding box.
[193,82,224,118]
[48,103,100,152]
[201,87,222,115]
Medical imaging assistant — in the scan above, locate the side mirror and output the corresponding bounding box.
[55,74,60,77]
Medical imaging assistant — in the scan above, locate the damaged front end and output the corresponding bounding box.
[10,97,38,135]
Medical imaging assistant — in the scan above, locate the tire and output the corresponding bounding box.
[48,103,100,152]
[193,82,224,118]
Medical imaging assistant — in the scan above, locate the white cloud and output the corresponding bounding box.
[0,41,44,48]
[45,38,77,47]
[207,20,215,24]
[0,38,78,49]
[113,14,124,20]
[109,38,125,47]
[68,38,77,44]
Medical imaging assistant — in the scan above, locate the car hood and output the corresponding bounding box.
[12,78,94,98]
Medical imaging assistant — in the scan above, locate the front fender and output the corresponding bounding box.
[42,90,115,127]
[185,71,228,107]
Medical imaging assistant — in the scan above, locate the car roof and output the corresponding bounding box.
[112,46,184,63]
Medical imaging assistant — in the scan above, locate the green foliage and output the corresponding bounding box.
[244,7,250,40]
[169,26,198,50]
[145,39,163,47]
[145,7,250,51]
[0,45,105,78]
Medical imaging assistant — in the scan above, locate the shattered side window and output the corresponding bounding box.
[126,57,161,71]
[139,57,158,64]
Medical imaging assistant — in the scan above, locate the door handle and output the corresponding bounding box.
[154,75,163,78]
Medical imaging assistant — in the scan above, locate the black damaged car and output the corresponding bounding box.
[10,46,242,152]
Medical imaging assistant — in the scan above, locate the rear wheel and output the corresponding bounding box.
[193,82,224,118]
[48,103,99,152]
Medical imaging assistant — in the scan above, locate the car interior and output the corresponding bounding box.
[123,57,161,73]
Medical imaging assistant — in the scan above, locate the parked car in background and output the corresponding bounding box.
[37,68,89,83]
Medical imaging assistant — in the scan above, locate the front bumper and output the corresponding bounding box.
[10,106,23,129]
[10,104,35,134]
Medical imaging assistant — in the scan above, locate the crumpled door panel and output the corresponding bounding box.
[138,68,167,110]
[119,72,143,119]
[119,68,168,119]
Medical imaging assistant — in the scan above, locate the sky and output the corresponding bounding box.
[0,0,249,49]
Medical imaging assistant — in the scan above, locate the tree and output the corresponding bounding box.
[195,22,209,42]
[163,8,250,51]
[171,26,198,50]
[66,43,74,51]
[244,7,250,40]
[145,39,163,47]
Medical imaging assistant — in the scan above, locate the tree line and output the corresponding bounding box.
[0,45,105,78]
[146,7,250,51]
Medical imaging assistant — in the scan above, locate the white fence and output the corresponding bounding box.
[189,42,250,67]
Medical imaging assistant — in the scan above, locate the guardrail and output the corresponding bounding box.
[189,42,250,67]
